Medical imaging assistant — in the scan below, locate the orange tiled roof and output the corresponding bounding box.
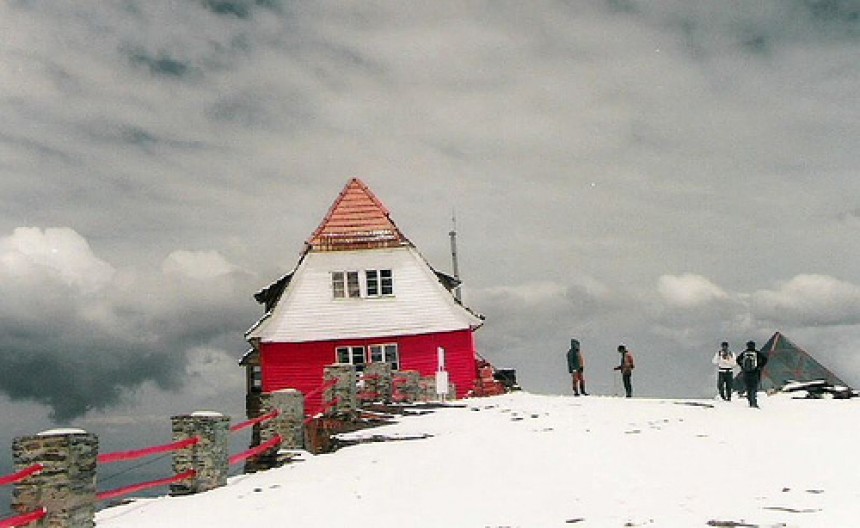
[307,178,409,251]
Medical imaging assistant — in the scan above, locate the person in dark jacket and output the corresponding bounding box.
[566,339,588,396]
[737,340,768,408]
[613,344,635,398]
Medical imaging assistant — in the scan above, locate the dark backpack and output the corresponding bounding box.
[740,350,758,373]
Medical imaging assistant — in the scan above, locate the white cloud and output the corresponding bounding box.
[162,250,237,280]
[481,281,569,306]
[751,274,860,326]
[0,226,115,293]
[657,273,729,308]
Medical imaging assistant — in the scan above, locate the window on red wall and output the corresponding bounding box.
[336,344,399,371]
[336,346,367,371]
[370,344,400,370]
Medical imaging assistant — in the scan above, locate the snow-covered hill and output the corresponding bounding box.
[95,392,860,527]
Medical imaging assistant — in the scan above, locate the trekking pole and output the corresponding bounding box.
[613,372,619,397]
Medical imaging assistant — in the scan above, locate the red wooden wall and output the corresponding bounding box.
[260,329,478,414]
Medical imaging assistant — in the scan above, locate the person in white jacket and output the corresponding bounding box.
[712,341,735,401]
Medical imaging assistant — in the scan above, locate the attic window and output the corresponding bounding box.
[332,271,360,299]
[366,269,393,297]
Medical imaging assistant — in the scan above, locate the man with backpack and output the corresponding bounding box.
[737,340,768,408]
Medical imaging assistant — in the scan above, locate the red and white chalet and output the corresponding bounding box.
[243,178,484,413]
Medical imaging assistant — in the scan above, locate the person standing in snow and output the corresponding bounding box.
[613,344,635,398]
[566,339,588,396]
[712,341,735,401]
[737,340,768,408]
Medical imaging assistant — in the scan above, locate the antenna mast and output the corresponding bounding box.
[448,210,462,301]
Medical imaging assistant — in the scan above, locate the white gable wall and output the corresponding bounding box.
[249,246,482,343]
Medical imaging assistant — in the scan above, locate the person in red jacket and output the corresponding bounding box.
[565,339,589,396]
[613,344,635,398]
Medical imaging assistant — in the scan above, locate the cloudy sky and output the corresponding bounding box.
[1,0,859,455]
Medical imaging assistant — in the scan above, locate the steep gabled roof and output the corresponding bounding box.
[245,178,484,343]
[307,178,408,252]
[735,332,848,392]
[246,246,483,343]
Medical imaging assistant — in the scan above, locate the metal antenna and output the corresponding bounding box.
[448,209,462,302]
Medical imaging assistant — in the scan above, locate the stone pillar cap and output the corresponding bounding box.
[37,428,88,436]
[190,411,224,417]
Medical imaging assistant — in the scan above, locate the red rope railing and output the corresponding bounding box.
[229,436,282,466]
[304,378,339,401]
[97,437,200,465]
[96,469,196,503]
[229,409,280,433]
[0,465,43,487]
[0,507,46,528]
[303,396,343,425]
[323,396,341,411]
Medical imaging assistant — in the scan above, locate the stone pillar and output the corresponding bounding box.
[261,389,305,449]
[324,364,357,419]
[170,412,230,496]
[11,429,98,528]
[362,362,393,403]
[247,389,305,473]
[245,390,304,472]
[393,370,422,403]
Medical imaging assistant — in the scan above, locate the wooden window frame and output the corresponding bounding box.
[365,269,394,297]
[332,270,361,299]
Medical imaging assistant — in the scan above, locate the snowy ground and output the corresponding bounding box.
[95,392,860,528]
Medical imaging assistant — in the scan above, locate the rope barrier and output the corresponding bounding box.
[96,469,196,503]
[229,409,280,433]
[0,465,43,487]
[358,391,381,401]
[229,436,282,466]
[321,396,341,411]
[0,507,46,528]
[304,378,339,401]
[98,452,173,488]
[97,437,200,465]
[302,394,344,424]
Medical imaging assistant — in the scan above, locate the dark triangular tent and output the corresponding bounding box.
[733,332,848,393]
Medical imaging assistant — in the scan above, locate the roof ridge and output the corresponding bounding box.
[307,178,409,251]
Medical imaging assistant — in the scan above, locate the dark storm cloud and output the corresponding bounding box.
[129,50,193,78]
[0,228,258,421]
[201,0,285,19]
